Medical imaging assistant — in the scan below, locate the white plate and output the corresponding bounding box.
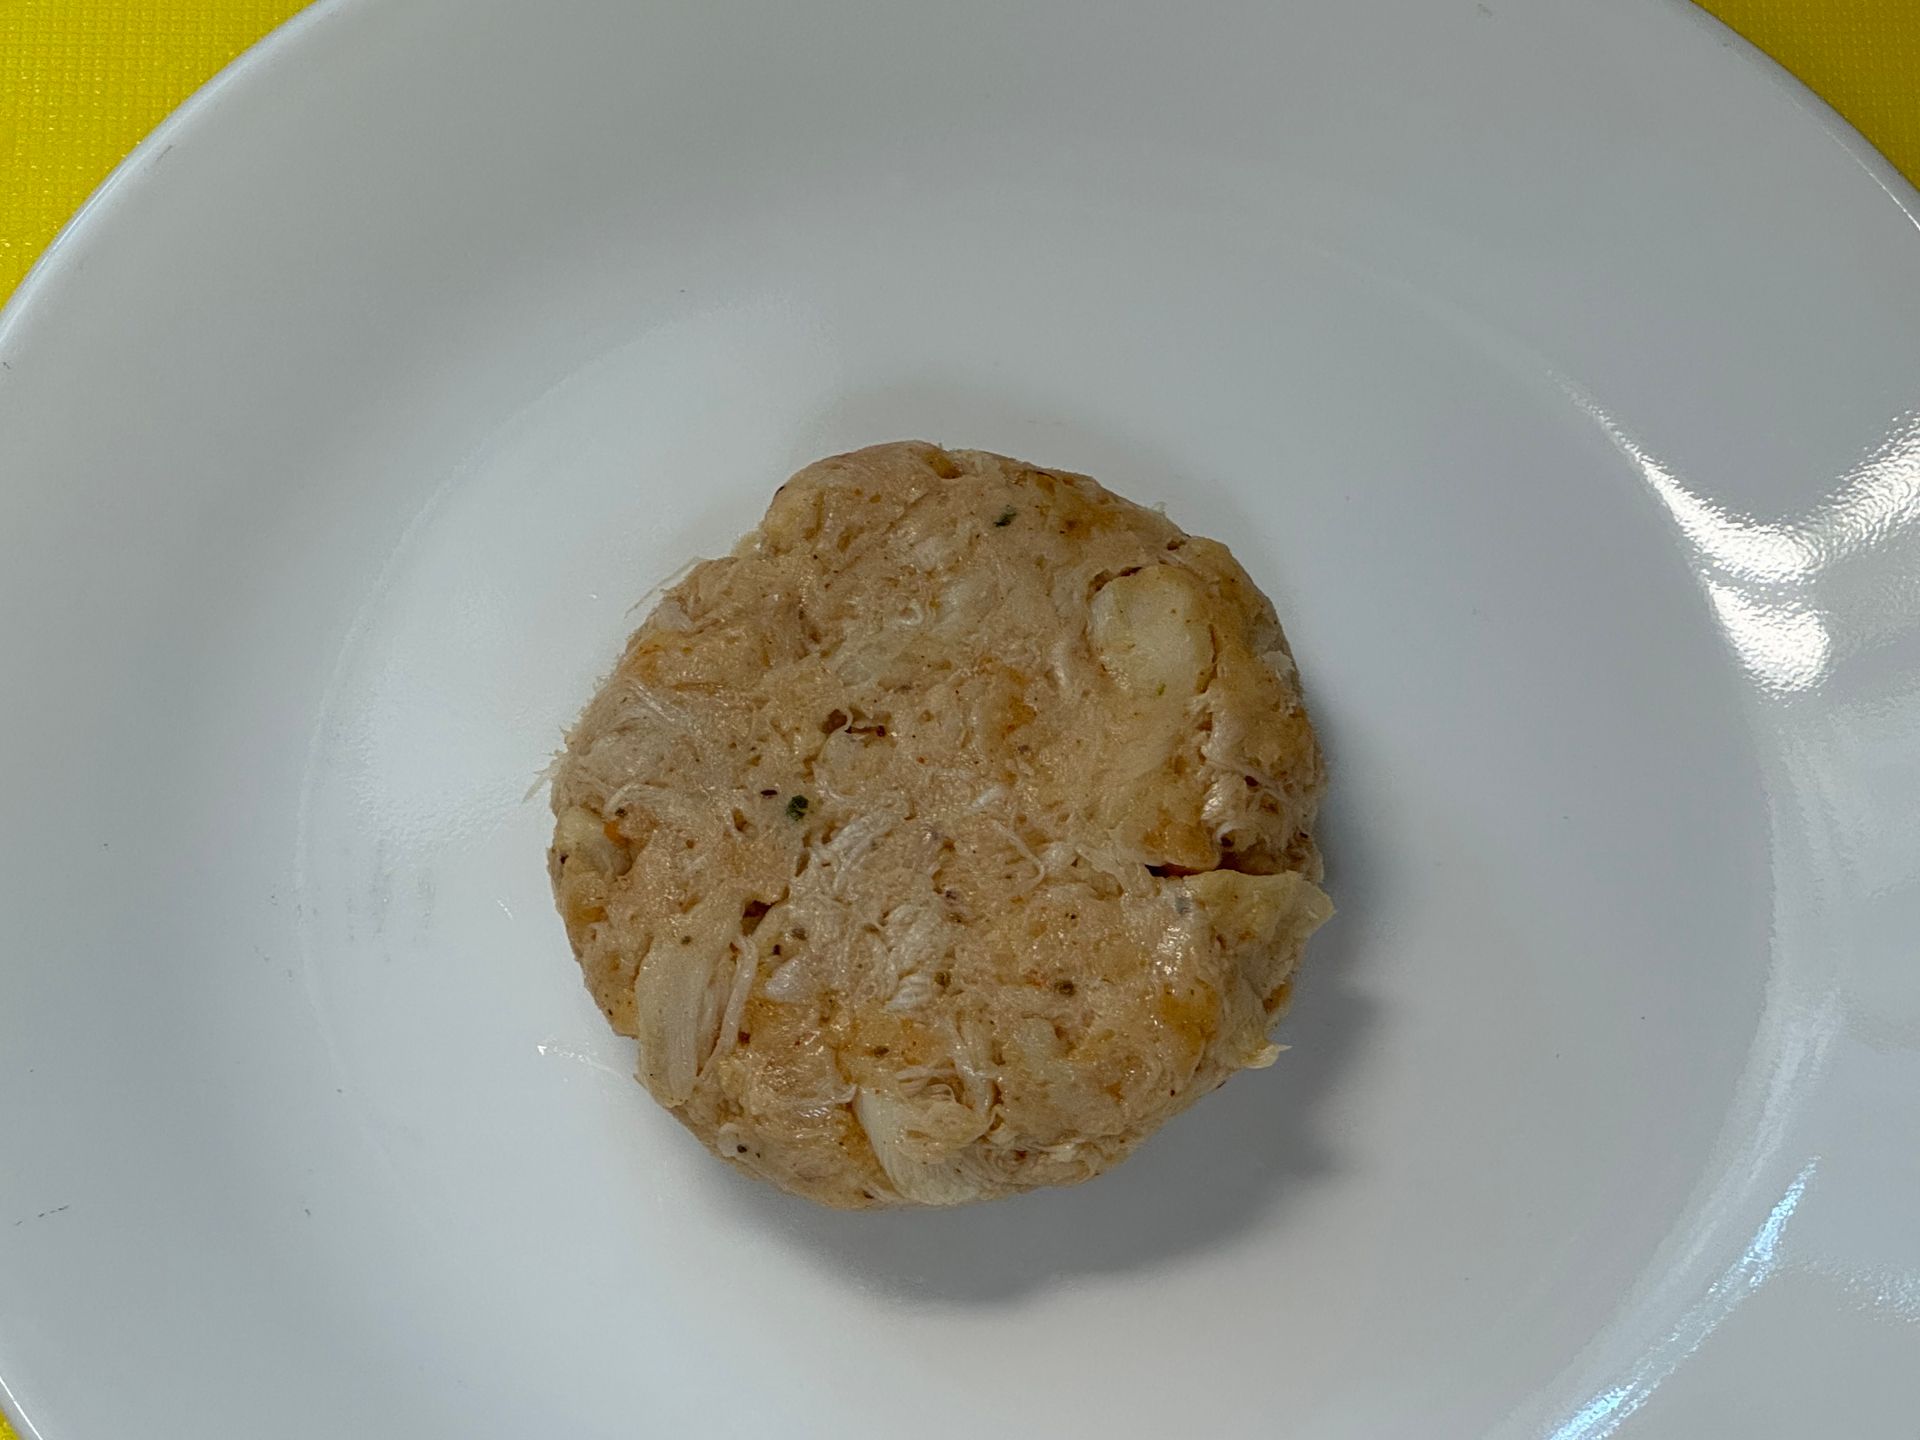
[3,1,1918,1435]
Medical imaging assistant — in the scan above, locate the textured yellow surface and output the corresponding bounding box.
[1705,0,1920,180]
[0,0,310,297]
[0,0,1916,1434]
[2,1,1918,304]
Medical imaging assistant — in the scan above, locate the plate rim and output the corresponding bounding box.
[4,0,1920,356]
[4,2,1920,1436]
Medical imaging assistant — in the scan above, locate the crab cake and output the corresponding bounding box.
[548,442,1330,1208]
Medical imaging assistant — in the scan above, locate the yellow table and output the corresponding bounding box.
[3,0,1918,303]
[0,1,1917,1435]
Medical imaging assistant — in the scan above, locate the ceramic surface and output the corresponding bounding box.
[2,2,1917,1435]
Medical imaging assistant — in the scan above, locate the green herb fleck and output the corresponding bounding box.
[784,794,810,822]
[993,506,1017,527]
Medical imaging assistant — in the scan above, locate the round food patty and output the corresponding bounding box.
[548,442,1331,1207]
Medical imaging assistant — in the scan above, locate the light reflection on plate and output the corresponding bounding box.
[1,2,1917,1436]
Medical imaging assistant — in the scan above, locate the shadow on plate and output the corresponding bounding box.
[693,381,1383,1301]
[711,797,1378,1306]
